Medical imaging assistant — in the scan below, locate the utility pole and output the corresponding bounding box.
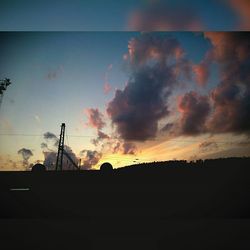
[56,123,65,171]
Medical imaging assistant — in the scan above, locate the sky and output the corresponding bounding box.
[0,0,249,31]
[0,31,250,170]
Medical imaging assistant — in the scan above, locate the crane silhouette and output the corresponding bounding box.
[55,123,80,171]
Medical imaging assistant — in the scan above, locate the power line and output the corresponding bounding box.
[0,133,95,138]
[0,132,245,144]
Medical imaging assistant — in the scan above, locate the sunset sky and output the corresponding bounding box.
[0,31,250,170]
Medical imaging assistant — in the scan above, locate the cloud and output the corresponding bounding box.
[98,130,110,140]
[107,33,191,141]
[192,63,209,86]
[236,140,250,147]
[127,34,185,66]
[91,130,110,146]
[85,108,106,130]
[104,82,112,94]
[169,32,250,137]
[107,65,171,141]
[229,0,250,30]
[0,155,19,171]
[199,141,218,153]
[161,123,174,132]
[44,131,58,141]
[204,32,250,134]
[89,129,137,156]
[122,142,137,155]
[41,142,48,149]
[43,131,59,148]
[204,32,250,63]
[128,1,202,31]
[103,139,137,156]
[192,53,212,86]
[103,64,113,94]
[177,91,211,135]
[79,150,102,170]
[17,148,33,168]
[43,151,57,169]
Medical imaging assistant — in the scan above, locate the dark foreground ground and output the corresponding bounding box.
[1,157,250,249]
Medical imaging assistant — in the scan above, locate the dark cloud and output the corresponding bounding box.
[85,108,106,130]
[128,1,202,31]
[107,65,171,141]
[108,33,191,141]
[43,132,59,148]
[204,32,250,134]
[17,148,33,168]
[80,150,102,170]
[177,91,211,135]
[107,140,137,155]
[199,141,218,153]
[89,129,138,156]
[161,123,174,132]
[170,33,250,137]
[41,142,48,149]
[91,130,110,146]
[44,132,58,141]
[98,130,110,140]
[122,142,137,155]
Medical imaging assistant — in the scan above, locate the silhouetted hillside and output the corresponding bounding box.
[1,157,250,249]
[117,157,250,172]
[0,157,250,219]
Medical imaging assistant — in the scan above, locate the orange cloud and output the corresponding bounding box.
[229,0,250,30]
[192,61,210,86]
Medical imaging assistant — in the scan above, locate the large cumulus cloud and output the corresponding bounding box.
[171,32,250,137]
[107,33,191,141]
[205,32,250,134]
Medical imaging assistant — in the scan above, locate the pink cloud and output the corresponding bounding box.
[85,108,106,130]
[103,82,112,94]
[192,62,210,86]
